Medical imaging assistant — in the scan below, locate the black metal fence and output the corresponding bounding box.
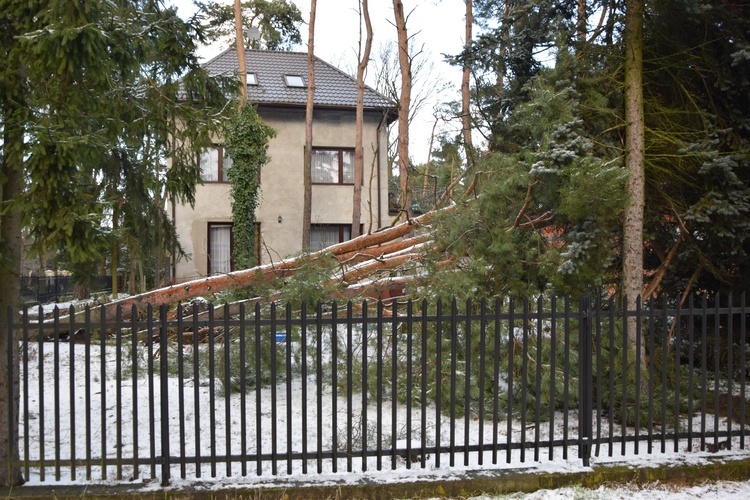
[7,293,749,486]
[20,275,120,304]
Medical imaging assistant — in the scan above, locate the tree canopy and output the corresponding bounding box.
[197,0,303,50]
[427,0,750,301]
[0,0,233,483]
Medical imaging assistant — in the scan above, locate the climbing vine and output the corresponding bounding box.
[223,103,276,269]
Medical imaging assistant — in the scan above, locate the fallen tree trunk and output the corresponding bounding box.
[336,234,430,264]
[46,209,444,324]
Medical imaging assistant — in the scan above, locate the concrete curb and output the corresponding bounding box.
[2,455,749,499]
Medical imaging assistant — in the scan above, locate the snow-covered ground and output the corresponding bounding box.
[15,336,750,497]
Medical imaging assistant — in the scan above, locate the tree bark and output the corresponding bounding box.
[461,0,475,171]
[352,0,373,239]
[65,208,444,323]
[302,0,317,249]
[234,0,248,106]
[422,112,440,198]
[577,0,587,42]
[0,83,25,487]
[392,0,413,220]
[623,0,646,359]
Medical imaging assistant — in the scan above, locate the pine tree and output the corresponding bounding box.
[421,45,626,301]
[197,0,303,50]
[639,0,750,296]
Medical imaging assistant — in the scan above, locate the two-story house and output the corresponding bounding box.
[171,48,396,281]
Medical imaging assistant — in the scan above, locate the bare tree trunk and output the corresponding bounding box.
[422,112,439,198]
[577,0,587,42]
[234,0,248,106]
[128,253,136,296]
[303,0,317,249]
[623,0,646,361]
[461,0,475,172]
[392,0,413,220]
[492,2,512,117]
[138,258,146,294]
[352,0,373,239]
[0,92,25,486]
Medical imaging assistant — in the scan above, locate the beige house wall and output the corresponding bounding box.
[172,107,391,281]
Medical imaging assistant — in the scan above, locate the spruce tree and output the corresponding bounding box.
[0,0,231,483]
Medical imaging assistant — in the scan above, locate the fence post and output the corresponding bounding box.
[579,296,592,466]
[6,306,15,482]
[159,305,171,485]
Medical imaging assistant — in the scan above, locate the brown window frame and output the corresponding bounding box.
[311,148,354,185]
[207,222,262,275]
[199,145,232,183]
[309,223,362,250]
[207,222,234,275]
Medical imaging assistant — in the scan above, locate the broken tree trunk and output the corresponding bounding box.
[63,209,444,323]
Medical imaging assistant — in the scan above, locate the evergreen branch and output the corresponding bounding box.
[642,232,683,301]
[507,181,538,232]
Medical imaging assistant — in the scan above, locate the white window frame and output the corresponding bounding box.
[284,75,305,87]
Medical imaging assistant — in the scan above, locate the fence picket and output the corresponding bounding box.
[7,293,747,486]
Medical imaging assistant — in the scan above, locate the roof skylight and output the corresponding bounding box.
[284,75,305,87]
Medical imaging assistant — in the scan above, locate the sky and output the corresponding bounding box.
[170,0,468,164]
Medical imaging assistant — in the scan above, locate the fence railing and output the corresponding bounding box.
[7,293,748,485]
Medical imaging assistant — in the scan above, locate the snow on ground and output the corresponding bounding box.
[15,335,750,497]
[24,293,130,319]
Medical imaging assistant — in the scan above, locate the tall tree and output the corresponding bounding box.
[371,40,442,177]
[622,0,645,327]
[439,0,750,307]
[302,0,317,250]
[392,0,413,220]
[235,0,248,104]
[461,0,475,174]
[352,0,373,239]
[422,44,626,301]
[0,1,230,483]
[0,0,27,482]
[223,0,280,272]
[198,0,303,50]
[634,0,750,298]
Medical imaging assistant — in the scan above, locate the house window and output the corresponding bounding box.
[311,148,354,184]
[310,224,361,250]
[246,72,258,85]
[199,145,233,182]
[284,75,305,87]
[207,222,262,274]
[207,223,233,275]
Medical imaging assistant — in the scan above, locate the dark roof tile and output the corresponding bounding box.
[203,48,395,111]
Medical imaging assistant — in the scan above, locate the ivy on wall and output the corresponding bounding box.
[223,103,277,269]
